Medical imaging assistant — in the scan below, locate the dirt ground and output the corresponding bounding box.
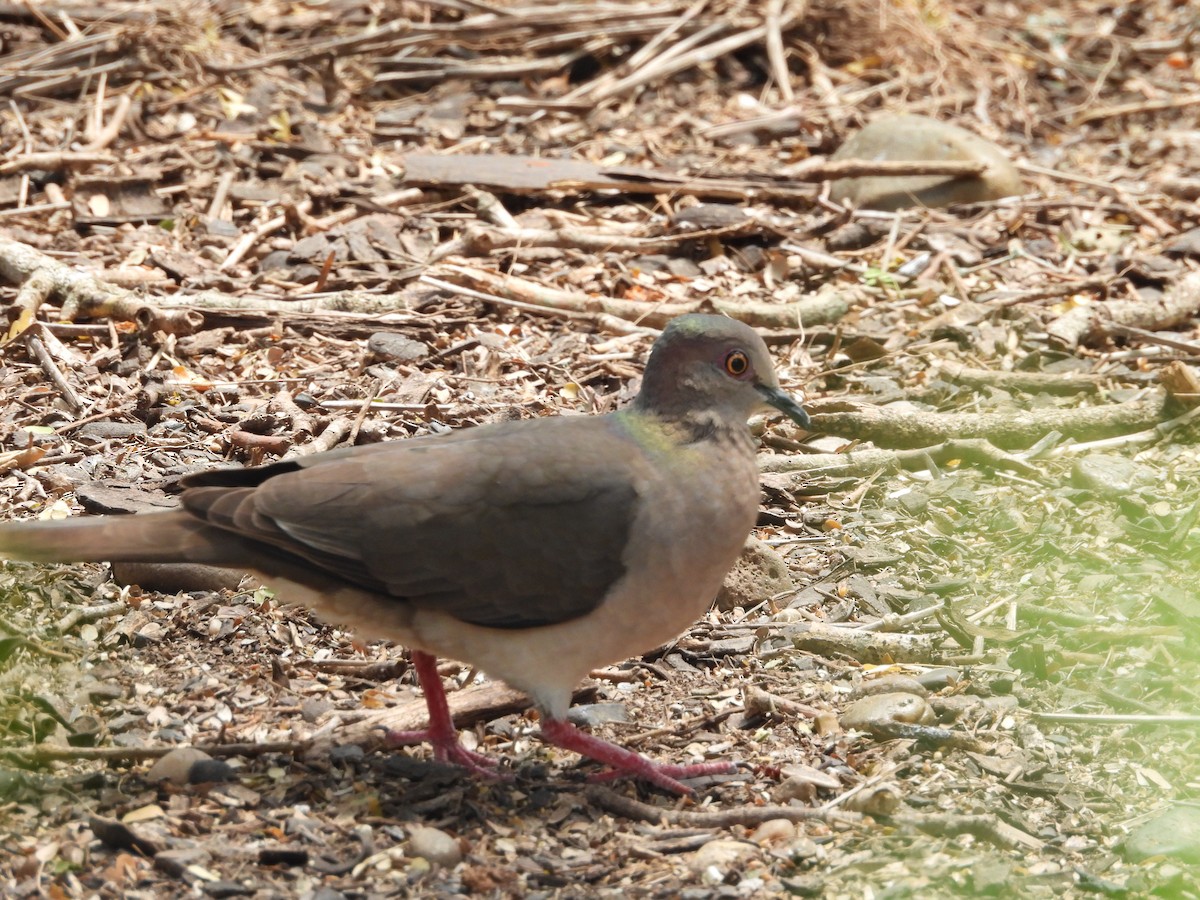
[1,1,1199,897]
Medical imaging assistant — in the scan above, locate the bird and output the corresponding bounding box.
[0,314,809,794]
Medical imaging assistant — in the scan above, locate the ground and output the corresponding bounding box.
[1,1,1199,897]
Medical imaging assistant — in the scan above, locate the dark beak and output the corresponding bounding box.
[756,384,811,430]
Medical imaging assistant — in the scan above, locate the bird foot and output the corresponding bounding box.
[539,717,735,795]
[381,650,512,780]
[383,726,504,779]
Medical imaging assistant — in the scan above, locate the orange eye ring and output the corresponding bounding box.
[724,350,750,377]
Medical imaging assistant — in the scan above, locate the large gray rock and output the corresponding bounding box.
[1123,805,1200,863]
[830,114,1022,210]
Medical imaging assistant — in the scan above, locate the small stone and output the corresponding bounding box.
[773,777,815,805]
[567,703,630,728]
[814,711,840,736]
[784,835,820,861]
[135,621,166,645]
[780,874,824,896]
[75,421,148,441]
[750,819,795,847]
[189,759,237,784]
[203,217,240,237]
[367,332,430,363]
[671,204,753,230]
[85,682,124,703]
[202,881,253,898]
[685,839,757,875]
[407,825,462,869]
[1165,226,1200,259]
[122,803,165,824]
[147,747,233,785]
[66,715,101,748]
[301,698,335,723]
[330,744,365,764]
[772,763,841,805]
[840,692,934,731]
[852,674,928,698]
[830,114,1022,210]
[666,258,703,278]
[154,847,212,878]
[913,667,961,690]
[842,783,901,816]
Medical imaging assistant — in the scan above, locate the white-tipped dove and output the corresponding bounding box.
[0,314,809,793]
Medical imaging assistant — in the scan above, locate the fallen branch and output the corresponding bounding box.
[759,438,1040,480]
[585,785,860,826]
[780,622,940,665]
[430,221,748,263]
[786,157,986,181]
[1046,271,1200,350]
[1044,402,1200,457]
[10,740,307,766]
[743,684,821,720]
[424,264,850,329]
[1073,91,1200,126]
[25,329,85,413]
[330,681,532,749]
[56,601,126,633]
[0,234,432,324]
[803,394,1170,450]
[0,150,115,175]
[890,812,1044,851]
[936,360,1104,395]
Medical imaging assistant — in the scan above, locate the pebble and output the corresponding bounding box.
[407,825,462,869]
[772,763,841,804]
[840,692,934,730]
[153,847,212,878]
[852,674,928,697]
[913,667,961,690]
[750,819,796,847]
[785,835,820,861]
[842,783,901,816]
[367,332,430,363]
[685,838,757,875]
[147,747,234,785]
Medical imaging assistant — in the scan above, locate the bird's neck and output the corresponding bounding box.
[617,407,752,452]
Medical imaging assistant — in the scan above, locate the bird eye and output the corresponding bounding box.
[724,350,750,377]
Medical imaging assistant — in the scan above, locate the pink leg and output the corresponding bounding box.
[539,717,735,795]
[384,651,500,777]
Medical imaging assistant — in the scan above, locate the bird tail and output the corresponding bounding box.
[0,510,245,566]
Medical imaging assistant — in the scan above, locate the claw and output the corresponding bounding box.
[383,650,510,780]
[539,717,736,795]
[384,724,502,778]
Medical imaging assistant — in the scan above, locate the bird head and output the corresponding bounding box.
[635,314,810,429]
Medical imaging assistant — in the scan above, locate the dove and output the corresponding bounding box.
[0,314,809,793]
